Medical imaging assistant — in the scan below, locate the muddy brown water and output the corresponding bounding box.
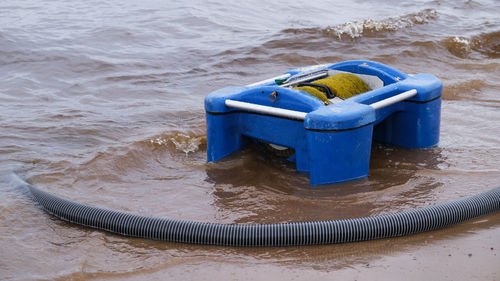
[1,0,499,280]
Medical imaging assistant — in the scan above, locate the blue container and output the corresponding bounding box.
[205,60,442,185]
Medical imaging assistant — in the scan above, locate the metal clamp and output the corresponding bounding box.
[268,91,278,102]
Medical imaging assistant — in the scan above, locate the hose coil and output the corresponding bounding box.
[25,180,500,247]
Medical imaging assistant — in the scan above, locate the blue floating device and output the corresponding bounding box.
[205,60,442,185]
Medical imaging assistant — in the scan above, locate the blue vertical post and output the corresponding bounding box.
[206,113,247,162]
[372,74,442,148]
[205,86,250,162]
[306,125,374,185]
[304,102,376,185]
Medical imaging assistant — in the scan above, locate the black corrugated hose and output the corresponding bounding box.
[14,175,500,247]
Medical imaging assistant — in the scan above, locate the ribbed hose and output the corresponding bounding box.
[21,178,500,246]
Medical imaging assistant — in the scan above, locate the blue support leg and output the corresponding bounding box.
[373,97,441,148]
[206,113,247,162]
[306,124,374,185]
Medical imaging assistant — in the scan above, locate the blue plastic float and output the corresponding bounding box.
[205,60,442,185]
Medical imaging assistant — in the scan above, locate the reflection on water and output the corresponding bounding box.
[206,141,446,223]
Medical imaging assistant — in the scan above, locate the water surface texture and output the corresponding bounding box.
[1,0,499,280]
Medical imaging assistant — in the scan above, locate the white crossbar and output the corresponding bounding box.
[225,99,307,120]
[225,89,417,121]
[369,89,417,110]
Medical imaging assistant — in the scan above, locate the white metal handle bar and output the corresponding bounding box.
[225,99,307,120]
[369,89,417,110]
[280,70,329,87]
[224,89,418,121]
[246,69,329,88]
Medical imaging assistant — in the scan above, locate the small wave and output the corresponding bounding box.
[442,79,488,100]
[80,130,207,168]
[283,9,438,40]
[445,31,500,59]
[76,131,207,181]
[445,36,475,58]
[148,132,206,155]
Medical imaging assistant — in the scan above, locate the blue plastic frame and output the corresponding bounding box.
[205,60,442,185]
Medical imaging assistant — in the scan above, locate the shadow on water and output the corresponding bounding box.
[205,141,444,192]
[204,141,446,223]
